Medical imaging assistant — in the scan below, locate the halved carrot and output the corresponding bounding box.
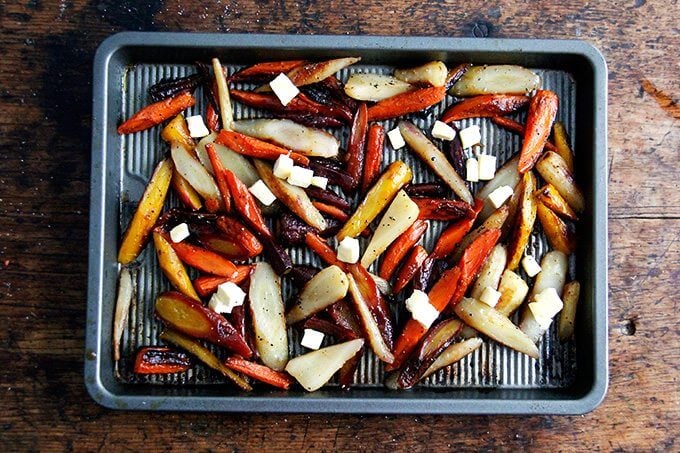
[223,357,295,390]
[215,216,263,258]
[386,266,461,372]
[171,241,238,277]
[193,265,253,297]
[430,199,483,259]
[448,228,502,308]
[367,86,446,121]
[413,198,474,221]
[215,130,309,166]
[491,116,558,152]
[392,245,428,294]
[304,232,346,271]
[133,347,191,375]
[229,60,306,82]
[230,90,352,123]
[518,90,559,174]
[346,103,368,191]
[312,201,349,222]
[378,219,428,281]
[361,124,385,193]
[205,103,220,132]
[440,94,529,123]
[118,91,196,135]
[224,169,272,240]
[205,143,232,212]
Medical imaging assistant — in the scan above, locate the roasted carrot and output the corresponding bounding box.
[306,186,351,211]
[312,201,349,222]
[118,91,196,135]
[223,357,294,390]
[367,86,447,121]
[449,228,502,308]
[303,315,358,341]
[229,60,306,82]
[215,216,263,258]
[133,347,191,374]
[215,130,309,166]
[392,245,428,294]
[413,198,475,221]
[305,232,346,271]
[205,103,220,132]
[206,143,232,212]
[171,241,238,277]
[491,116,558,152]
[440,94,529,123]
[230,90,352,123]
[379,219,428,280]
[193,265,253,297]
[346,103,368,191]
[518,90,559,174]
[171,169,202,211]
[362,124,385,193]
[223,169,272,240]
[386,266,461,371]
[430,199,483,259]
[153,231,201,301]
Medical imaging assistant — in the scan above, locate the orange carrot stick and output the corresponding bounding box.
[118,91,196,134]
[518,90,559,173]
[171,242,238,277]
[491,116,558,152]
[223,169,272,240]
[346,103,368,190]
[362,124,385,193]
[304,232,346,271]
[216,130,309,166]
[440,94,529,123]
[193,266,253,297]
[367,86,446,121]
[378,220,428,281]
[392,245,428,294]
[312,201,349,222]
[430,199,483,259]
[206,143,232,213]
[223,357,294,389]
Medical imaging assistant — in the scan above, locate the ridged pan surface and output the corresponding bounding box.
[115,62,577,390]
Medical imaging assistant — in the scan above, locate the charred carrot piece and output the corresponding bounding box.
[205,103,220,132]
[362,124,385,193]
[216,130,309,166]
[430,199,483,259]
[449,228,502,308]
[367,86,447,121]
[413,198,475,221]
[303,315,358,341]
[304,232,346,271]
[379,219,428,281]
[346,103,368,191]
[518,90,559,174]
[440,94,529,123]
[386,266,461,371]
[118,91,196,135]
[306,186,351,211]
[312,201,349,222]
[491,116,558,152]
[230,90,351,123]
[193,265,253,297]
[133,347,191,374]
[392,245,428,294]
[223,169,272,240]
[171,241,238,277]
[206,143,232,212]
[171,169,203,211]
[223,357,294,390]
[229,60,306,82]
[216,216,263,258]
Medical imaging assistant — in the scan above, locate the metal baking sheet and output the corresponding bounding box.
[86,32,608,414]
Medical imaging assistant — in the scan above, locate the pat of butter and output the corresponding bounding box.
[405,290,439,329]
[273,154,295,179]
[487,185,514,208]
[479,286,502,307]
[186,115,210,138]
[337,237,360,264]
[522,255,542,277]
[169,223,190,243]
[209,281,246,314]
[310,176,328,190]
[248,180,277,206]
[300,329,325,350]
[477,154,497,181]
[286,166,314,188]
[459,125,481,149]
[431,121,457,141]
[269,73,300,106]
[466,158,479,182]
[387,127,406,149]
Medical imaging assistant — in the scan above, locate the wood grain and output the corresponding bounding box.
[0,0,678,450]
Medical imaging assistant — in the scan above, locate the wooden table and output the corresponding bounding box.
[1,1,677,450]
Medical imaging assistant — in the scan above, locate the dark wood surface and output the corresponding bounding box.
[1,0,678,450]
